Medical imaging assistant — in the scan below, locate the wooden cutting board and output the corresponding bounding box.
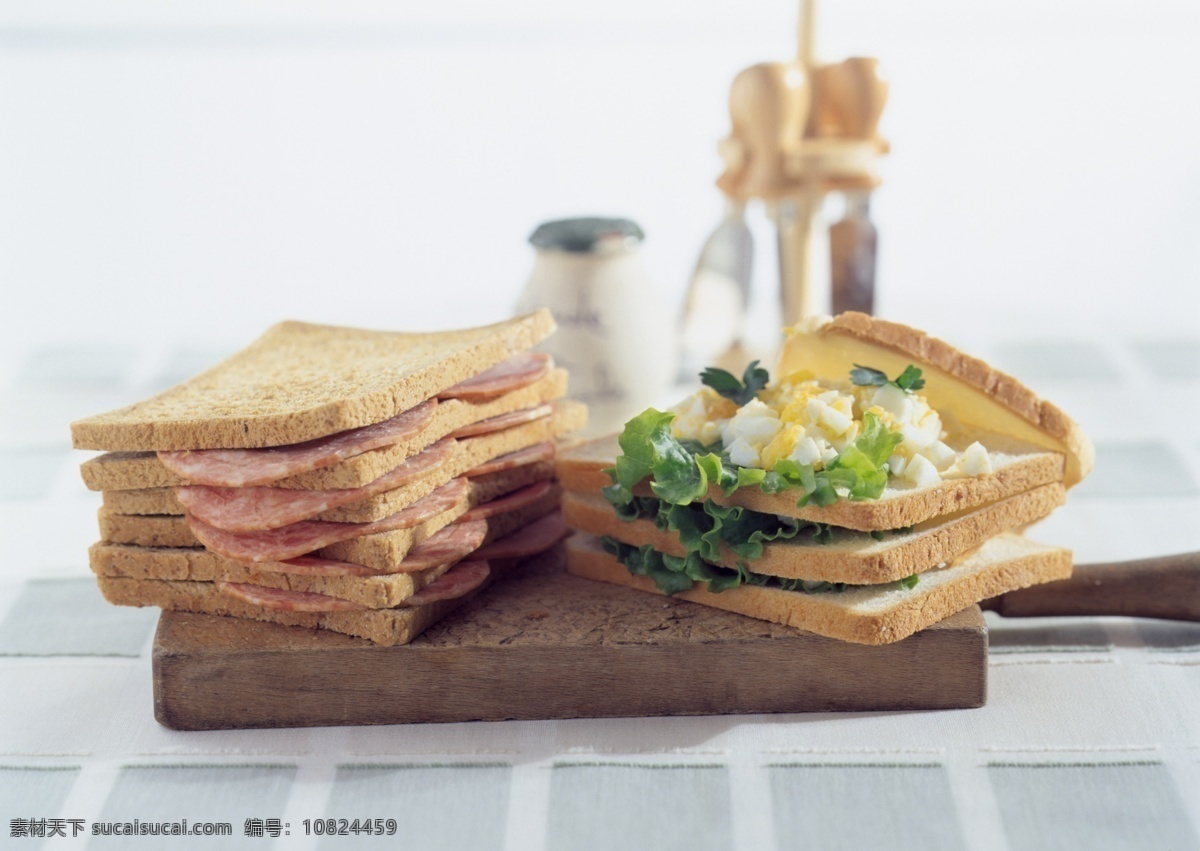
[152,549,987,730]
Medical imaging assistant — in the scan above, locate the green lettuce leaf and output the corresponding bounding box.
[695,452,739,497]
[610,408,709,505]
[703,501,803,560]
[819,411,903,502]
[600,537,920,595]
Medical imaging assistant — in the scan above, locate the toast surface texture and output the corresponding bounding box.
[71,310,556,451]
[781,313,1093,486]
[566,532,1072,645]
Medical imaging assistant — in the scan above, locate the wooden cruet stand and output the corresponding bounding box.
[716,0,889,326]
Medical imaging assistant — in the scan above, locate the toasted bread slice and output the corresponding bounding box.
[94,569,498,647]
[566,532,1072,645]
[779,313,1093,486]
[71,310,556,452]
[98,466,560,570]
[100,405,585,523]
[562,482,1065,584]
[80,373,576,492]
[557,433,1063,532]
[90,499,557,609]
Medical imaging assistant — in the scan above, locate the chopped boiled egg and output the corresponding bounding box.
[669,364,994,487]
[870,383,913,424]
[945,441,992,478]
[903,453,941,488]
[716,399,782,468]
[671,388,735,445]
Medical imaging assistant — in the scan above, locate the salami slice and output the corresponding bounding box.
[462,480,554,522]
[367,477,470,535]
[402,561,491,607]
[159,399,437,487]
[217,581,366,612]
[439,352,551,399]
[175,439,455,532]
[188,478,471,562]
[250,556,385,577]
[391,519,488,573]
[474,511,569,561]
[447,404,553,439]
[464,441,555,478]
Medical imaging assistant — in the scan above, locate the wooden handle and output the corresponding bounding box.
[986,551,1200,621]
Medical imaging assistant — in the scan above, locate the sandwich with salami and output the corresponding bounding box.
[558,312,1091,645]
[73,310,584,645]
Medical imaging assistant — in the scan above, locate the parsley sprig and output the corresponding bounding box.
[849,363,926,393]
[700,360,770,406]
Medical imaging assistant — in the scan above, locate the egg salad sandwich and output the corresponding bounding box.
[558,312,1091,645]
[72,311,585,646]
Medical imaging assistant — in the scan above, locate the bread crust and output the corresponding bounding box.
[563,482,1065,584]
[71,311,556,451]
[566,532,1072,645]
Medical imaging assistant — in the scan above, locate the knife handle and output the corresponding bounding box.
[988,552,1200,621]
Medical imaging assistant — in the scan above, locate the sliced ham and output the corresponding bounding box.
[175,439,455,532]
[217,581,366,613]
[439,352,551,399]
[402,561,491,607]
[462,480,553,522]
[249,556,385,578]
[465,441,555,477]
[159,399,437,487]
[474,511,569,561]
[391,519,488,573]
[188,478,470,563]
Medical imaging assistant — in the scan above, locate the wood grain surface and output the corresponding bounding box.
[986,551,1200,621]
[153,547,988,730]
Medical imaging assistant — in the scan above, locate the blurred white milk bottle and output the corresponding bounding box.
[516,217,676,436]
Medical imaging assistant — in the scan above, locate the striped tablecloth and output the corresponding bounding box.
[1,334,1199,850]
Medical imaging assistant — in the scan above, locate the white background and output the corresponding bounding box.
[2,0,1199,356]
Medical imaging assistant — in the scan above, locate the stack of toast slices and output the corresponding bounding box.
[72,310,587,646]
[557,313,1094,645]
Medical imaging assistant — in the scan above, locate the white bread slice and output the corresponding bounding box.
[71,310,556,452]
[90,498,557,609]
[80,372,575,492]
[562,482,1065,584]
[98,469,561,571]
[566,532,1072,645]
[100,406,584,523]
[557,434,1063,532]
[778,313,1093,486]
